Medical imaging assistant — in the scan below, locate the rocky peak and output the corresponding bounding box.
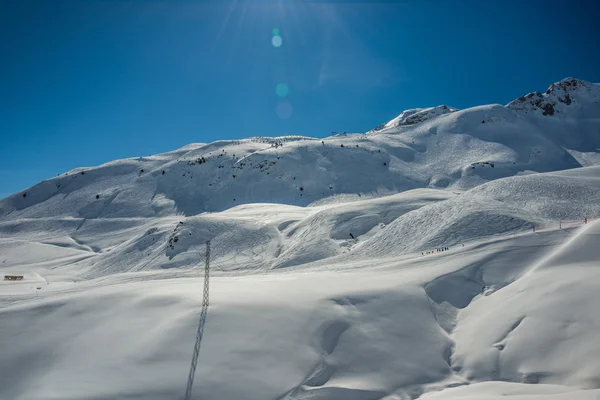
[507,78,599,116]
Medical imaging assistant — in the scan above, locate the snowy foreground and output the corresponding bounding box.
[1,219,600,400]
[1,77,600,399]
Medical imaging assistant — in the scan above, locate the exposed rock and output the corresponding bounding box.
[507,78,598,117]
[541,103,555,116]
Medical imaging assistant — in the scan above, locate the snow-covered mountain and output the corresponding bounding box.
[369,104,459,131]
[1,77,599,400]
[507,77,600,116]
[2,78,599,220]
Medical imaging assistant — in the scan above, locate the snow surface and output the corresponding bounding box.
[1,77,600,399]
[370,105,459,132]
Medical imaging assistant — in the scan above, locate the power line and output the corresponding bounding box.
[184,240,210,400]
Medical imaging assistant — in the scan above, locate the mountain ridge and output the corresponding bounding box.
[1,76,599,220]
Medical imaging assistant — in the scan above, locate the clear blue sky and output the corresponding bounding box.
[1,0,599,198]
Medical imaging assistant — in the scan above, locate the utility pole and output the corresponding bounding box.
[184,240,211,400]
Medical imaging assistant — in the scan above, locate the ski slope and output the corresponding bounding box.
[0,77,599,399]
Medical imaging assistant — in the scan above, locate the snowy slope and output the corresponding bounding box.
[1,165,597,279]
[370,105,459,132]
[1,78,599,220]
[447,222,600,389]
[1,223,599,400]
[1,77,600,400]
[346,165,600,261]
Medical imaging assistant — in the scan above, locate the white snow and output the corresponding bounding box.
[370,105,459,132]
[1,77,600,399]
[506,78,600,117]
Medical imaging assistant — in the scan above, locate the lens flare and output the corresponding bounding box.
[276,83,289,97]
[276,101,293,119]
[272,28,280,36]
[272,35,283,47]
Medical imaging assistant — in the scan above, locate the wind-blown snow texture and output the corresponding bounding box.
[1,77,599,399]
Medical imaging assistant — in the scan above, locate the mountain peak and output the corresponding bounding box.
[370,105,459,133]
[507,77,599,116]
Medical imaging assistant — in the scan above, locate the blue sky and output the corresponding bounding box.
[1,0,599,198]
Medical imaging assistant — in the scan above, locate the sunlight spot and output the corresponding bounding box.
[276,101,293,119]
[276,83,289,97]
[272,35,283,47]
